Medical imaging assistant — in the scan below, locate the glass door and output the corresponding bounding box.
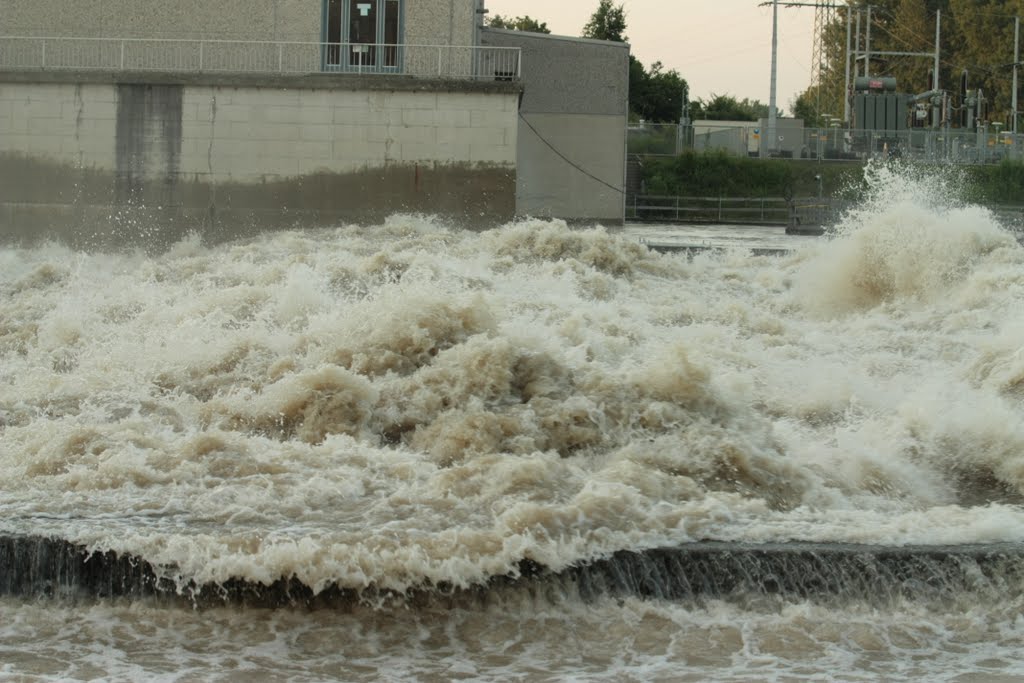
[325,0,343,68]
[323,0,402,72]
[348,1,377,69]
[382,0,400,68]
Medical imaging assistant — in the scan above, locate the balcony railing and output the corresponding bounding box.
[0,36,521,81]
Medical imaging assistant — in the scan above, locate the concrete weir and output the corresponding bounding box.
[2,536,1022,607]
[643,243,794,257]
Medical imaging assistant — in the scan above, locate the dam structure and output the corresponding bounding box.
[0,0,629,246]
[2,4,1024,681]
[3,534,1023,608]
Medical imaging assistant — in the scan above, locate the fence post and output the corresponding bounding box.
[199,41,204,71]
[718,197,723,222]
[120,41,125,70]
[278,43,283,73]
[438,47,443,76]
[41,39,46,69]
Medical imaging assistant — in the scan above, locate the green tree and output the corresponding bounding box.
[582,2,689,122]
[948,0,1017,118]
[692,94,780,121]
[631,60,688,122]
[582,0,628,42]
[791,88,825,127]
[488,14,551,34]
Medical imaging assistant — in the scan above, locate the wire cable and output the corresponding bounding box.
[517,112,626,195]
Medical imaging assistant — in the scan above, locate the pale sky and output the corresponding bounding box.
[484,0,817,114]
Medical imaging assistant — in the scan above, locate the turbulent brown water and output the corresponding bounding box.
[2,167,1024,681]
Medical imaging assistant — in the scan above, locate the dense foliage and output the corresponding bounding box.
[487,15,551,34]
[580,2,685,122]
[639,151,860,198]
[640,152,1024,204]
[631,60,689,122]
[690,94,780,122]
[581,0,629,43]
[964,159,1024,203]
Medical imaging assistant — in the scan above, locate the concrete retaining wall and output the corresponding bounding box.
[0,72,519,245]
[481,29,629,225]
[516,114,627,221]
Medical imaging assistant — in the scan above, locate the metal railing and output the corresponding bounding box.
[0,36,521,80]
[802,127,1024,165]
[627,195,799,225]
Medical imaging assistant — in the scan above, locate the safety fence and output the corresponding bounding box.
[628,195,1024,234]
[627,196,801,225]
[629,123,1024,164]
[0,36,521,80]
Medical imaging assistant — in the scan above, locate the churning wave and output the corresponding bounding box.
[1,168,1023,605]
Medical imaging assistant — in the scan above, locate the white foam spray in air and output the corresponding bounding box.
[1,167,1024,596]
[5,165,1024,683]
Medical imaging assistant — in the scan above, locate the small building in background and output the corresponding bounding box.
[692,120,758,157]
[757,117,806,158]
[691,118,806,159]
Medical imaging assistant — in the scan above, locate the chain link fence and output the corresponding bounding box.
[629,122,1024,165]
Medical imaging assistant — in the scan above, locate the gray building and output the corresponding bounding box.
[0,0,479,56]
[481,29,629,225]
[0,0,626,244]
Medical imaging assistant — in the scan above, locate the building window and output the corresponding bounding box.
[324,0,403,71]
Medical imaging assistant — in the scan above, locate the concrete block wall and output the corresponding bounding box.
[0,84,115,170]
[0,0,320,41]
[405,0,476,49]
[0,82,515,176]
[182,88,516,179]
[0,74,519,244]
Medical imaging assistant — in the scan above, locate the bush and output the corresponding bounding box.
[640,152,860,198]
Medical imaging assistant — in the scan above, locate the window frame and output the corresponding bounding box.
[321,0,405,74]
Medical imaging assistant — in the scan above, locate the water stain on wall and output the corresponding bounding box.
[115,84,183,207]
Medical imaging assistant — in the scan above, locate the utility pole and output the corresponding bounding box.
[810,1,838,122]
[767,0,779,157]
[854,10,861,77]
[765,1,844,126]
[933,10,941,128]
[865,5,871,78]
[1014,16,1020,135]
[761,0,845,140]
[845,7,852,124]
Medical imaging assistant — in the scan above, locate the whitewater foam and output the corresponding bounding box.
[1,173,1024,598]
